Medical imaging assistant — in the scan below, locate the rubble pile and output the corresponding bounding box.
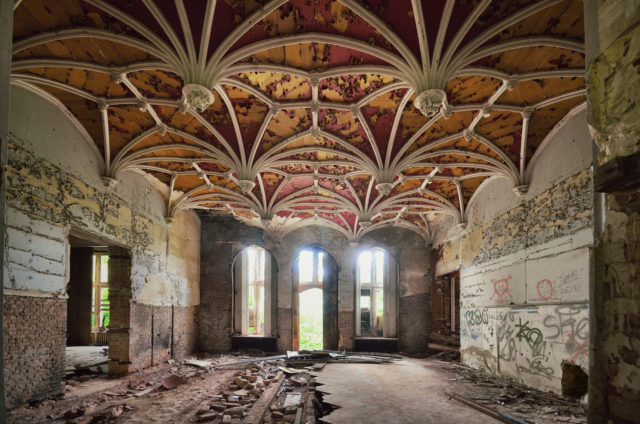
[442,362,587,424]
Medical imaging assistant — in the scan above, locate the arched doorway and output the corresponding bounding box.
[292,246,338,350]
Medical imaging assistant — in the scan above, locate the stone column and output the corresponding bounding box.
[0,0,14,418]
[587,1,640,421]
[108,246,133,376]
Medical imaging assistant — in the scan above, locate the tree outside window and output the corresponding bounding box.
[91,253,110,331]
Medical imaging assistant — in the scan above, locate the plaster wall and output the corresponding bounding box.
[434,109,594,394]
[199,217,432,354]
[2,86,200,406]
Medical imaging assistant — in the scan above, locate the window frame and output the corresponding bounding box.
[91,253,110,332]
[355,248,398,338]
[233,245,274,337]
[298,249,324,292]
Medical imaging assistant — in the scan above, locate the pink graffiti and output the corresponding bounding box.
[568,337,589,363]
[490,275,513,304]
[536,279,553,300]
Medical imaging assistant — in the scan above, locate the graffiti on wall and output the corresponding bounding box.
[536,279,553,300]
[462,303,589,384]
[489,275,513,304]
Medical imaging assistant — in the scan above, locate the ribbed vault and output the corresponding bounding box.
[11,0,586,241]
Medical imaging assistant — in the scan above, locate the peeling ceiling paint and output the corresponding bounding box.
[11,0,586,242]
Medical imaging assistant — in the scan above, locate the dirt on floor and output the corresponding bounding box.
[8,351,587,424]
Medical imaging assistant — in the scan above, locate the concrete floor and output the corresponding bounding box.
[65,345,108,368]
[314,358,500,424]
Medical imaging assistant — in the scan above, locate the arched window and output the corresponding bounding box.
[292,247,339,351]
[355,248,398,338]
[233,246,274,336]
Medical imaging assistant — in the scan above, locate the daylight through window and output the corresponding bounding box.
[356,248,397,338]
[91,253,110,331]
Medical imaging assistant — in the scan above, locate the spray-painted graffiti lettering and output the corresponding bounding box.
[490,275,513,304]
[464,309,489,327]
[515,318,544,352]
[526,357,554,379]
[536,279,553,300]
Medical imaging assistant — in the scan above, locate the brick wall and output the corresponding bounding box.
[3,295,66,408]
[200,214,266,352]
[172,306,198,359]
[200,214,433,354]
[116,303,199,373]
[4,105,200,406]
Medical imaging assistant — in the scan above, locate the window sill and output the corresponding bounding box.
[232,335,276,338]
[231,335,277,352]
[354,336,398,340]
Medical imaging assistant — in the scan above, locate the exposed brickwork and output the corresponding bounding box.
[431,279,450,336]
[437,169,594,271]
[3,295,66,408]
[152,307,172,364]
[200,214,266,352]
[129,303,153,371]
[399,293,430,353]
[200,213,434,354]
[431,272,459,337]
[172,306,198,359]
[108,247,134,375]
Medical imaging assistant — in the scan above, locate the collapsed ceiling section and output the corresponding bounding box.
[11,0,586,241]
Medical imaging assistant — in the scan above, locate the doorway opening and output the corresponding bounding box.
[66,230,133,377]
[431,271,460,347]
[293,247,338,351]
[66,232,113,380]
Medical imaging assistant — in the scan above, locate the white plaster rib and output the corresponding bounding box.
[11,0,588,237]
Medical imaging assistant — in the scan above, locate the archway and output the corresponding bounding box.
[292,246,338,351]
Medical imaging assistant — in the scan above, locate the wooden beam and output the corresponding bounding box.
[594,150,640,193]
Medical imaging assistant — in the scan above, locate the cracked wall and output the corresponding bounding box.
[434,109,594,394]
[3,86,200,407]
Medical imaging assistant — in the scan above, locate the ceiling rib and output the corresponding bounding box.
[10,0,587,241]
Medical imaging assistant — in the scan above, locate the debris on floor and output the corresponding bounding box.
[64,346,110,383]
[9,352,586,424]
[8,352,336,423]
[216,350,402,369]
[437,361,587,423]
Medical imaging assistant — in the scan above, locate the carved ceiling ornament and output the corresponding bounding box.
[10,0,587,242]
[182,84,215,113]
[413,89,448,118]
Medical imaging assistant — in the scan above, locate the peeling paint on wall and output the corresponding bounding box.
[436,165,593,394]
[4,142,200,306]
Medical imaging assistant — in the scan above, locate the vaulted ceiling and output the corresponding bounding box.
[11,0,586,241]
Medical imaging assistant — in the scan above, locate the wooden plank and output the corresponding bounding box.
[594,150,640,193]
[243,371,285,424]
[446,392,529,424]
